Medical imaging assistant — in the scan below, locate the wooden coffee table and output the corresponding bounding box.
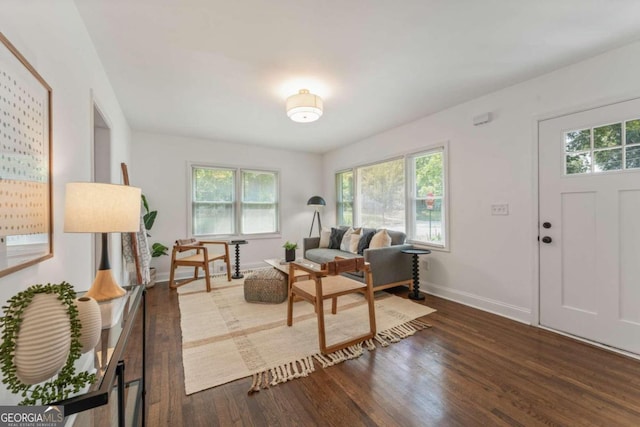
[264,258,320,282]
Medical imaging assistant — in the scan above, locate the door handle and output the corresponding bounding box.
[541,236,552,244]
[543,222,552,229]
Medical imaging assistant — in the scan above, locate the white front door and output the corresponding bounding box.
[539,98,640,354]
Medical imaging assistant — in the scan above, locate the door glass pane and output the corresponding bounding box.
[593,148,622,172]
[566,153,591,175]
[593,123,622,149]
[626,146,640,169]
[565,129,591,152]
[626,119,640,145]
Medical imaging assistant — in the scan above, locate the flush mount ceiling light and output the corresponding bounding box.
[286,89,323,123]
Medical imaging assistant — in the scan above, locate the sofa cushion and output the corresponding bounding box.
[319,228,331,248]
[357,231,375,255]
[328,227,347,249]
[349,233,361,253]
[340,227,355,251]
[370,229,392,249]
[386,230,406,245]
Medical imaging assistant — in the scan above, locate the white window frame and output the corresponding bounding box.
[406,143,449,250]
[334,141,449,251]
[188,162,281,239]
[335,170,354,226]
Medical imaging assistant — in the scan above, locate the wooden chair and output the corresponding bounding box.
[169,239,231,292]
[287,257,376,354]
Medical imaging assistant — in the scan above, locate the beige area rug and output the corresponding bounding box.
[177,271,436,395]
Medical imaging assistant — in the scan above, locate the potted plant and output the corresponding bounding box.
[143,195,169,287]
[283,241,298,262]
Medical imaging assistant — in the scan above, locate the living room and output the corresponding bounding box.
[2,1,640,425]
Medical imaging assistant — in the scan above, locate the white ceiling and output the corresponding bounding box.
[74,0,640,153]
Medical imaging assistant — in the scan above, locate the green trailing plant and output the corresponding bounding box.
[142,194,169,257]
[0,282,96,405]
[282,241,298,250]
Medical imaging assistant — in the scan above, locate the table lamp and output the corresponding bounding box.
[64,182,141,301]
[307,196,325,237]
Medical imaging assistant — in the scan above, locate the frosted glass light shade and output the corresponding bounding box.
[286,89,323,123]
[64,183,141,233]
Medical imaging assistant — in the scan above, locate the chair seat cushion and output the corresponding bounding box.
[177,253,224,263]
[293,275,366,299]
[244,269,287,303]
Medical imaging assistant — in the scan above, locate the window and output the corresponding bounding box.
[336,144,447,248]
[565,118,640,175]
[409,148,445,246]
[336,170,353,226]
[191,165,279,236]
[358,158,405,231]
[241,170,278,234]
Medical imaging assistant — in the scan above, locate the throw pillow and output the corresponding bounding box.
[349,233,362,253]
[319,228,331,248]
[357,231,375,255]
[340,227,355,251]
[369,229,392,249]
[328,227,347,249]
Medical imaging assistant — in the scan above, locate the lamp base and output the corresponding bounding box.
[84,269,126,302]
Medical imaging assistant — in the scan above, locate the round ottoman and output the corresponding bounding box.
[244,268,288,303]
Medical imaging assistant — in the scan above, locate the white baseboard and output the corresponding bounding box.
[424,281,532,325]
[156,261,269,283]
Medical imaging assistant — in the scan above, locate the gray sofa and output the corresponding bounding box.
[303,228,413,291]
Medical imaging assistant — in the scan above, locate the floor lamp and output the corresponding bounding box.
[64,182,141,302]
[307,196,325,237]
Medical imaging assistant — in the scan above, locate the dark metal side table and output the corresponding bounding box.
[401,248,431,300]
[230,240,248,279]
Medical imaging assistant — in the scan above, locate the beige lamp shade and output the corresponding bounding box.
[286,89,323,123]
[64,182,141,233]
[64,182,141,303]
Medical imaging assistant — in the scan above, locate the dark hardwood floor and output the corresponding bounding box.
[126,282,640,426]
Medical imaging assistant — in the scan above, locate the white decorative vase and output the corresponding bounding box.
[74,296,102,353]
[13,293,71,385]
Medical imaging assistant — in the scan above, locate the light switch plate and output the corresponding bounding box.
[491,204,509,215]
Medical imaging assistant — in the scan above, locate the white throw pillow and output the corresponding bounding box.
[319,228,331,248]
[349,233,362,253]
[369,229,391,249]
[340,227,354,252]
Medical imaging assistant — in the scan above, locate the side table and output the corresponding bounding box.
[401,248,431,300]
[230,240,248,279]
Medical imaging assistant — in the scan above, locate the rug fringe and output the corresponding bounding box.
[373,318,433,346]
[247,319,432,395]
[248,356,316,395]
[211,267,270,280]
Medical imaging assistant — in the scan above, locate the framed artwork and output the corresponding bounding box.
[0,32,53,277]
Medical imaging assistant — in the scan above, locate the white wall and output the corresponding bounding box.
[130,131,322,280]
[323,40,640,324]
[0,0,132,404]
